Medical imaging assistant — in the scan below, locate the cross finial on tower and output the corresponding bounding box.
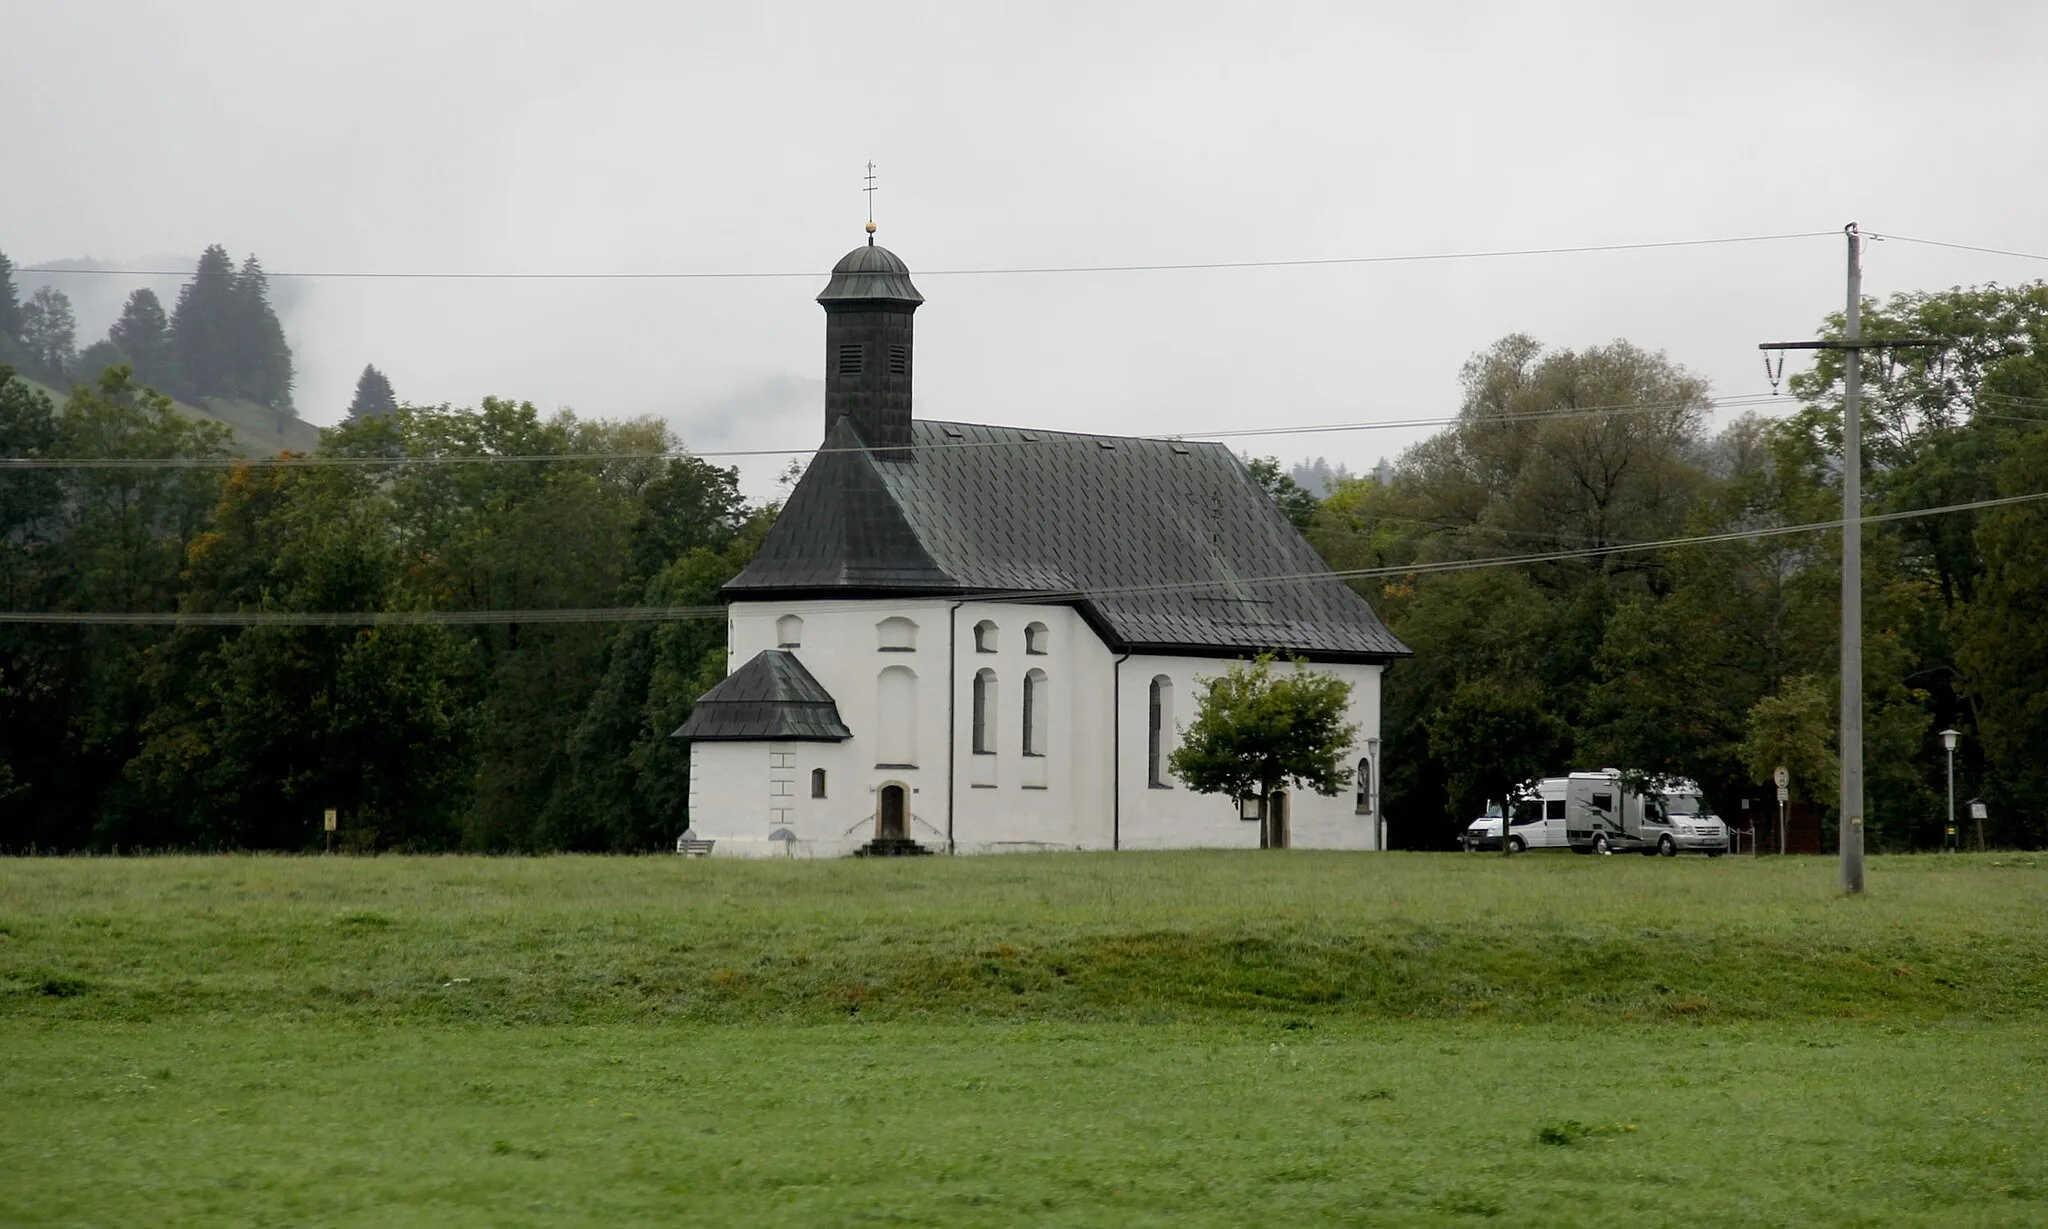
[864,161,878,244]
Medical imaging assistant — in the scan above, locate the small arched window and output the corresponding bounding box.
[1024,622,1049,655]
[972,668,998,755]
[812,767,828,799]
[1355,757,1372,814]
[877,616,918,652]
[776,614,804,648]
[973,620,999,653]
[1023,669,1048,757]
[1147,675,1173,788]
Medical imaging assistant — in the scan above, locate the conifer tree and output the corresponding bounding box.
[0,250,23,342]
[346,364,399,418]
[109,288,172,387]
[231,255,294,412]
[169,245,239,399]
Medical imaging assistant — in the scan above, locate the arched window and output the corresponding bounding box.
[876,665,917,766]
[1355,757,1372,814]
[776,614,804,648]
[812,768,828,799]
[877,616,917,652]
[1147,675,1173,788]
[1023,669,1048,757]
[1024,622,1049,655]
[973,620,999,653]
[972,668,998,755]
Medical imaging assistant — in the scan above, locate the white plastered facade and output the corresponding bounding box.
[685,598,1386,857]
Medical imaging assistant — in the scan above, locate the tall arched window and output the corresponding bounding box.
[877,617,918,652]
[972,668,998,755]
[1355,757,1372,814]
[1147,675,1173,788]
[1023,669,1048,757]
[812,767,828,799]
[973,620,999,653]
[1024,622,1049,655]
[876,666,917,766]
[776,614,804,648]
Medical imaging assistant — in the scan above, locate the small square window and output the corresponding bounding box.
[837,344,863,376]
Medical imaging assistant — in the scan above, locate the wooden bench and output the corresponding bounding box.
[674,837,716,857]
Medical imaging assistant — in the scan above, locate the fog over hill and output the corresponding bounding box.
[8,4,2045,500]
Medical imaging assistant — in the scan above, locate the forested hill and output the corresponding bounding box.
[0,245,319,455]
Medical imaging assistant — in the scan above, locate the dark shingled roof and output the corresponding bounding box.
[672,650,853,742]
[726,419,1411,661]
[817,243,924,305]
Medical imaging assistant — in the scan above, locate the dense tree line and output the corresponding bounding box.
[3,275,2045,853]
[0,245,295,415]
[1313,282,2048,851]
[0,367,759,851]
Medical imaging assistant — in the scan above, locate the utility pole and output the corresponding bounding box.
[1759,223,1943,896]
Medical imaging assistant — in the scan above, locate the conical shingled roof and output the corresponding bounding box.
[817,242,924,304]
[672,650,853,742]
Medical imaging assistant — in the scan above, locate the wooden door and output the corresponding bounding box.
[878,785,907,841]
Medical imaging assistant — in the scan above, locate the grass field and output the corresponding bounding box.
[4,852,2045,1225]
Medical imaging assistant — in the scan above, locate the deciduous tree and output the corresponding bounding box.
[1169,655,1358,848]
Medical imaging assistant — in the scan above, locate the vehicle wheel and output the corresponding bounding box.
[1593,833,1611,857]
[1507,835,1527,854]
[1658,834,1678,858]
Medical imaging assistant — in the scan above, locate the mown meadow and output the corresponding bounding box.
[4,851,2045,1226]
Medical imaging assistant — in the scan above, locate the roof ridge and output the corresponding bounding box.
[914,419,1231,450]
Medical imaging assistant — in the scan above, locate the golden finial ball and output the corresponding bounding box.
[865,221,878,234]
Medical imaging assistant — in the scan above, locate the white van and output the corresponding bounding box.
[1463,778,1570,852]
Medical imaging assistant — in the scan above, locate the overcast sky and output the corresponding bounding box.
[6,1,2044,496]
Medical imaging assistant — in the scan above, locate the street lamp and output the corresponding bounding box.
[1365,736,1381,851]
[1939,728,1961,853]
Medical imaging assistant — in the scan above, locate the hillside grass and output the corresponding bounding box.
[20,373,322,455]
[5,851,2043,1026]
[3,852,2045,1226]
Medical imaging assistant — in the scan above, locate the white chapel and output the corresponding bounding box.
[673,232,1411,856]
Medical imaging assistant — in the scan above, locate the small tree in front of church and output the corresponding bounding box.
[1170,655,1358,848]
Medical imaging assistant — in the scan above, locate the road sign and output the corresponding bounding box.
[1777,787,1789,802]
[323,809,337,832]
[1773,766,1790,789]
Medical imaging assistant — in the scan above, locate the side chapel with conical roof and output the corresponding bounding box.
[673,230,1410,855]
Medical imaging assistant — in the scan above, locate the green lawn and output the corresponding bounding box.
[3,852,2045,1225]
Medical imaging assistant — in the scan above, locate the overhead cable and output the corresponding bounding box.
[5,486,2040,627]
[19,231,1839,282]
[0,392,1792,471]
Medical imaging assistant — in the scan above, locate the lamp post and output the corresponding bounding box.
[1366,736,1381,851]
[1939,729,1961,853]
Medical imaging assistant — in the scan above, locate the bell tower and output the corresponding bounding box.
[818,225,923,454]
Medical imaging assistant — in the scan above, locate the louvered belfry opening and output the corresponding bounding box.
[818,240,923,459]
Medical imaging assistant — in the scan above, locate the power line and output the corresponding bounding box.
[1868,233,2048,264]
[5,485,2039,627]
[0,392,1793,470]
[20,230,1839,282]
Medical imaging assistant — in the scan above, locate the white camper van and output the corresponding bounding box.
[1563,770,1729,856]
[1462,777,1570,852]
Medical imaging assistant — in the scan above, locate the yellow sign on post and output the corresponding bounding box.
[323,809,338,832]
